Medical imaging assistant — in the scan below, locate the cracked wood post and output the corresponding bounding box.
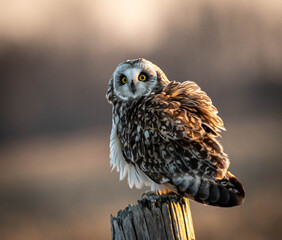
[110,194,195,240]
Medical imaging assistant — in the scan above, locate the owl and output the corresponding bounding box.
[106,58,245,207]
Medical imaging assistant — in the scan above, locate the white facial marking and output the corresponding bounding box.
[113,61,158,100]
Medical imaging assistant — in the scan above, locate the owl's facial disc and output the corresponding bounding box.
[113,62,158,100]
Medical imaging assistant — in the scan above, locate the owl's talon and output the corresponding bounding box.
[142,190,157,198]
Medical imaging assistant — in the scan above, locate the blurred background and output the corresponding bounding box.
[0,0,281,239]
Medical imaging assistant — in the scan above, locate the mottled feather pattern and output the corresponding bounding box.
[107,58,245,207]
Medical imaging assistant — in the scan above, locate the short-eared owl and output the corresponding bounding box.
[106,58,245,207]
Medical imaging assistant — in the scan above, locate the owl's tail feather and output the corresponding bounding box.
[179,172,245,207]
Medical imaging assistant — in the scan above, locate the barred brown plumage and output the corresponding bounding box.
[106,58,245,207]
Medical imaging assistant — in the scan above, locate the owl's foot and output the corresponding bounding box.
[142,189,174,198]
[140,190,179,204]
[142,190,157,198]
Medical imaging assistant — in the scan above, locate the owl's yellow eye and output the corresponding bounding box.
[139,74,147,81]
[121,76,127,84]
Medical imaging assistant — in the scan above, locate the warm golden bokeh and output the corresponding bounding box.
[0,1,281,239]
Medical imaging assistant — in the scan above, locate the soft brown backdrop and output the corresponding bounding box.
[0,1,281,239]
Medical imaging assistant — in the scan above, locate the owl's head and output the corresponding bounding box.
[107,58,169,102]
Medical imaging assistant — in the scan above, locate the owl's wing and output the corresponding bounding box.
[126,81,245,206]
[130,81,229,179]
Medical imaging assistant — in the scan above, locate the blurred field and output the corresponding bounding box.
[0,0,282,239]
[0,119,281,240]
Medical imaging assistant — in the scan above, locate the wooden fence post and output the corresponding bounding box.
[110,194,195,240]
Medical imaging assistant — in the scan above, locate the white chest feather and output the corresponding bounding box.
[109,122,167,192]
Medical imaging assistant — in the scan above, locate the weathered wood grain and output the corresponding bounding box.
[122,213,136,240]
[110,194,195,240]
[162,203,175,240]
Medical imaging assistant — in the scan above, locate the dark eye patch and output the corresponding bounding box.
[118,74,127,85]
[139,72,150,81]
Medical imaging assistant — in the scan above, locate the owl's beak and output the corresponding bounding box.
[130,81,137,94]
